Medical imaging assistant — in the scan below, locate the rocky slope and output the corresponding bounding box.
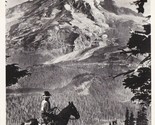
[6,0,144,67]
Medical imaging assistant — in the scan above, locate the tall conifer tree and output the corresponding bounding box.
[125,108,130,125]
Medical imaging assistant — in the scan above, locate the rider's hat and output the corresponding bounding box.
[43,91,51,97]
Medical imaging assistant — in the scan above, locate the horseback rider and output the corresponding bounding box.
[41,91,57,125]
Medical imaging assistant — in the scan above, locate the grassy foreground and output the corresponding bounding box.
[6,62,138,125]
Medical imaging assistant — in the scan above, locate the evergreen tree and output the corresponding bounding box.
[124,108,130,125]
[6,63,30,86]
[129,112,135,125]
[136,110,141,125]
[114,0,151,106]
[133,0,148,13]
[136,106,148,125]
[122,0,151,106]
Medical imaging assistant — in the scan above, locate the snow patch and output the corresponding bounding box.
[44,46,103,64]
[83,0,108,27]
[71,12,100,33]
[64,4,71,11]
[44,50,81,64]
[78,46,101,61]
[6,11,24,23]
[50,8,61,19]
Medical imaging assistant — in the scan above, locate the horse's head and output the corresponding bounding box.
[68,102,80,119]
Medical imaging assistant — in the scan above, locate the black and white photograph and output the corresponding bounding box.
[4,0,151,125]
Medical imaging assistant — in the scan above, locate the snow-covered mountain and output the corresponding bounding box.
[6,0,145,66]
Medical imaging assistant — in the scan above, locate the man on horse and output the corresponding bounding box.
[21,98,80,125]
[41,91,57,125]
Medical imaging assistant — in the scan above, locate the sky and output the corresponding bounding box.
[116,0,150,16]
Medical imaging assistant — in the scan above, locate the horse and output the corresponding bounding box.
[21,101,80,125]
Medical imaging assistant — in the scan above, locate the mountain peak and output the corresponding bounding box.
[6,0,145,67]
